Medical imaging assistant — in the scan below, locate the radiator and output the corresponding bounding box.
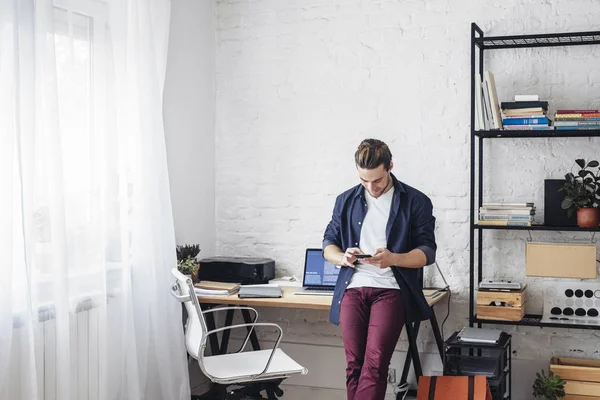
[2,308,101,400]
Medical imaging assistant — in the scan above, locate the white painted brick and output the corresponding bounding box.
[214,0,600,397]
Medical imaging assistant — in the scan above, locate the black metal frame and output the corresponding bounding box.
[469,22,600,333]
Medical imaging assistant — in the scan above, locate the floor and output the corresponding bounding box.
[280,384,412,399]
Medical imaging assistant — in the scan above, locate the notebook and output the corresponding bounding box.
[294,248,340,296]
[238,284,282,299]
[457,327,502,344]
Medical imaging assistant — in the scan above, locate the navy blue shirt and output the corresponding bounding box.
[322,174,437,325]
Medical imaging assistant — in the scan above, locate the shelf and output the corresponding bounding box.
[474,314,600,331]
[474,224,600,232]
[475,31,600,50]
[474,129,600,138]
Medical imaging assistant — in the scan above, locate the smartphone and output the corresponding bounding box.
[355,254,372,259]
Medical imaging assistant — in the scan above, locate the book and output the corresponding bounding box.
[482,202,534,208]
[195,280,240,291]
[479,214,534,221]
[503,125,554,130]
[503,108,546,116]
[238,284,282,298]
[501,101,549,110]
[475,74,485,130]
[477,220,532,226]
[502,117,550,125]
[556,109,600,114]
[554,121,600,126]
[479,207,534,215]
[194,281,240,296]
[514,94,539,101]
[481,74,494,128]
[554,117,600,121]
[484,71,502,129]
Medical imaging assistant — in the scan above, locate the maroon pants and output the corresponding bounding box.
[340,287,406,400]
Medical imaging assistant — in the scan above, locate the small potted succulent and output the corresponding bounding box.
[532,369,565,400]
[559,158,600,228]
[176,244,201,282]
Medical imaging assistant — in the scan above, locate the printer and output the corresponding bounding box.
[197,256,275,285]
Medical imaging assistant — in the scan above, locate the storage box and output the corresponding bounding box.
[416,376,492,400]
[477,287,526,321]
[526,242,597,279]
[550,357,600,398]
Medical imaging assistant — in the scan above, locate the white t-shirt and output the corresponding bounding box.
[347,186,400,290]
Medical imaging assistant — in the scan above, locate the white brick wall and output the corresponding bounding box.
[214,1,600,398]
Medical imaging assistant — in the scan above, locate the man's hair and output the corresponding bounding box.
[354,139,392,171]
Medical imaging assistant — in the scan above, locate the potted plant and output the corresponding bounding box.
[559,158,600,228]
[532,369,565,400]
[176,244,201,282]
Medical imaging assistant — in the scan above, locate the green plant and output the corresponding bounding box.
[559,158,600,217]
[177,257,198,276]
[176,244,200,261]
[532,369,566,400]
[176,244,200,275]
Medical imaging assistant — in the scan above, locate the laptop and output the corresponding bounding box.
[293,248,340,296]
[457,327,502,344]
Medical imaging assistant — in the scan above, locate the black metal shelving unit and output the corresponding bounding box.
[469,23,600,332]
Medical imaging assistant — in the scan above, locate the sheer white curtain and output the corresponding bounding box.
[0,0,190,399]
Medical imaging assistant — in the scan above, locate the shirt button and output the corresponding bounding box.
[354,242,358,246]
[358,221,361,225]
[345,281,348,285]
[338,301,341,304]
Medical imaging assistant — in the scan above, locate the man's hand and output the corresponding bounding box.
[368,248,395,269]
[340,247,363,268]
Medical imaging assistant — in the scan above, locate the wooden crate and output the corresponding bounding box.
[477,304,525,321]
[477,288,526,321]
[564,395,600,400]
[477,289,525,307]
[551,357,600,382]
[550,357,600,398]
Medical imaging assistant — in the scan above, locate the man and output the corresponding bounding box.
[323,138,436,400]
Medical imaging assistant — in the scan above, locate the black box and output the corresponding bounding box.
[544,179,577,226]
[197,256,275,285]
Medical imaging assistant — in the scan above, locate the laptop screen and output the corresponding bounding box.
[303,249,340,287]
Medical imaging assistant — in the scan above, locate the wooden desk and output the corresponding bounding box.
[198,287,448,399]
[197,286,447,310]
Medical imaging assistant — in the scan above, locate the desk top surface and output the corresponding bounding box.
[197,286,448,310]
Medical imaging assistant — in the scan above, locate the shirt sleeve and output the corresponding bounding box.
[322,195,343,250]
[411,195,437,265]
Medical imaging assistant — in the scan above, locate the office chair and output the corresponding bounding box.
[170,269,307,400]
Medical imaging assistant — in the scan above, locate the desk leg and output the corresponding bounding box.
[219,309,235,354]
[202,305,220,355]
[241,308,261,350]
[400,320,421,385]
[429,306,444,360]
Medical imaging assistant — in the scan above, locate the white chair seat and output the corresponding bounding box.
[203,348,305,383]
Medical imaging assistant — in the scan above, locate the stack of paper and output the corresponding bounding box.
[194,281,240,296]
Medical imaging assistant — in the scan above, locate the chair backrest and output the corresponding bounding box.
[170,268,207,359]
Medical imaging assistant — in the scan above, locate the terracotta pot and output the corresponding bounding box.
[576,207,599,228]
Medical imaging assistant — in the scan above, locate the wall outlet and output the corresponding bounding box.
[387,368,396,384]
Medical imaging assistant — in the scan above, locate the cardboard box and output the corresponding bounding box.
[526,242,597,279]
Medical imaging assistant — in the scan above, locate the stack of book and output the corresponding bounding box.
[554,109,600,130]
[500,95,553,131]
[194,281,240,296]
[478,202,536,226]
